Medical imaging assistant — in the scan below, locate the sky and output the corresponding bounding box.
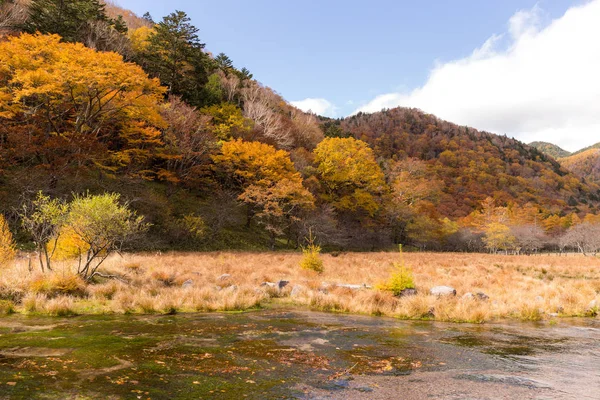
[115,0,598,151]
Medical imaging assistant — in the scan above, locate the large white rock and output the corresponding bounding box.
[430,286,457,297]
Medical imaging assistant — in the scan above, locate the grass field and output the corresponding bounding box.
[1,252,599,322]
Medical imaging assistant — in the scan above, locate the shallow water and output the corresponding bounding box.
[0,310,598,399]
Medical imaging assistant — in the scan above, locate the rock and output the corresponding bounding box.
[336,283,372,290]
[277,280,289,290]
[430,286,456,297]
[224,285,238,293]
[476,292,489,301]
[261,282,277,288]
[217,273,231,282]
[182,279,193,288]
[462,292,474,300]
[548,313,559,318]
[318,288,329,295]
[397,288,417,297]
[290,285,304,297]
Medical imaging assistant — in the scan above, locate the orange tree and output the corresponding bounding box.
[212,139,314,247]
[0,33,167,178]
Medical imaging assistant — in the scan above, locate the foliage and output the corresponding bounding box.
[300,230,323,273]
[19,192,68,272]
[0,33,166,176]
[201,102,252,141]
[179,214,208,240]
[483,222,516,253]
[0,214,16,266]
[378,246,415,295]
[213,140,314,246]
[313,137,387,216]
[47,225,89,261]
[66,193,148,280]
[140,10,210,107]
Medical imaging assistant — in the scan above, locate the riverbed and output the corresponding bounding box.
[0,310,598,399]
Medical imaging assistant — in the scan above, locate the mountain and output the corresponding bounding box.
[571,142,600,156]
[2,0,600,252]
[326,109,599,217]
[529,141,571,159]
[559,148,600,185]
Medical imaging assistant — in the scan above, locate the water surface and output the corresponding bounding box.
[0,310,598,399]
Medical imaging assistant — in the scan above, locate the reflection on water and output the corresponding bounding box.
[0,310,597,399]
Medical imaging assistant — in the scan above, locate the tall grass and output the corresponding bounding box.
[0,251,599,322]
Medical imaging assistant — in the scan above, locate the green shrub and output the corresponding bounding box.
[300,230,324,273]
[0,300,15,315]
[379,245,415,295]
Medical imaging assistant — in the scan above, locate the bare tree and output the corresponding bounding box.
[218,70,240,103]
[0,0,29,36]
[511,224,547,254]
[241,83,293,148]
[560,223,600,255]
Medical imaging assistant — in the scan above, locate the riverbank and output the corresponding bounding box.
[0,252,599,322]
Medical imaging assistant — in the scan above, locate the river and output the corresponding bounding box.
[0,310,598,399]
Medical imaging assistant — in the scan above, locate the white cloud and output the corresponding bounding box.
[354,1,600,152]
[291,98,337,117]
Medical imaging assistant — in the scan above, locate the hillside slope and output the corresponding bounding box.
[529,141,571,159]
[325,109,599,217]
[559,148,600,185]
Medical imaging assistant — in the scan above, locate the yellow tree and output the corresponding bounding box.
[0,33,166,175]
[483,222,516,253]
[201,102,252,142]
[212,139,314,247]
[0,214,16,266]
[313,137,387,216]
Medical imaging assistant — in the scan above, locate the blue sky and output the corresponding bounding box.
[116,1,600,151]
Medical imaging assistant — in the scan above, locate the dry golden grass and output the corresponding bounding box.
[0,252,599,322]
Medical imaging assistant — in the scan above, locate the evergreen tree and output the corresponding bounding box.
[23,0,108,42]
[143,10,211,106]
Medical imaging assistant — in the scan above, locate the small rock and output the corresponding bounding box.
[290,285,304,297]
[462,292,475,300]
[261,282,277,288]
[430,286,456,297]
[318,288,329,295]
[355,387,374,393]
[224,285,238,293]
[182,279,193,288]
[331,379,350,389]
[277,280,289,290]
[336,283,372,290]
[549,313,559,318]
[217,273,231,282]
[397,288,417,297]
[476,292,489,301]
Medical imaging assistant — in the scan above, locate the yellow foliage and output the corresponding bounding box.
[201,102,252,141]
[0,214,16,266]
[129,26,154,52]
[213,140,314,235]
[313,137,387,215]
[47,226,89,261]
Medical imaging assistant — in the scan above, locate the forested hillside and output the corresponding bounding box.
[560,149,600,185]
[1,0,600,253]
[529,141,571,159]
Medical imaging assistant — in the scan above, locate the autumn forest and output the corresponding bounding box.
[1,0,600,256]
